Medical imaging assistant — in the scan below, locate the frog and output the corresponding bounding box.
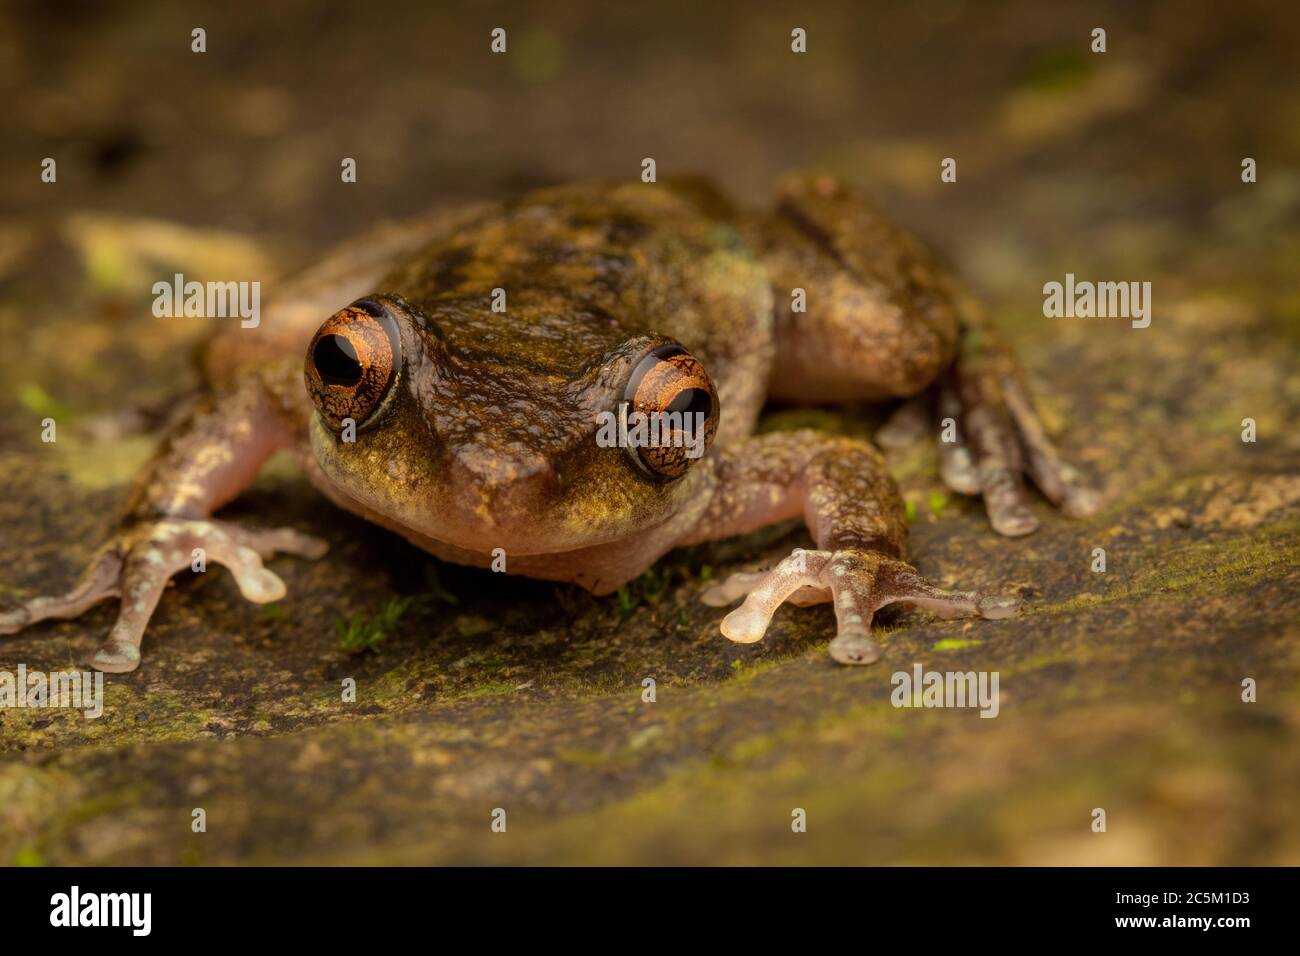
[0,173,1099,673]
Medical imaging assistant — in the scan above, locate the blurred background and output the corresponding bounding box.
[0,0,1297,865]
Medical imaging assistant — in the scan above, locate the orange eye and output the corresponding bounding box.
[305,299,401,430]
[623,343,720,478]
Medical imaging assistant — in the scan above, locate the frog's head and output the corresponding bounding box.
[303,294,719,556]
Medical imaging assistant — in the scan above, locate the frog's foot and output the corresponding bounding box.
[701,548,1019,665]
[0,518,327,673]
[939,350,1101,536]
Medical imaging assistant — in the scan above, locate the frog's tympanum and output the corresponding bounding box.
[1,174,1099,672]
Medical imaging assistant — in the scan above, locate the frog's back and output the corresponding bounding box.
[204,180,774,441]
[382,180,775,440]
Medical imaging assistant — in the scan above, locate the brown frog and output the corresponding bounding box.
[1,173,1098,672]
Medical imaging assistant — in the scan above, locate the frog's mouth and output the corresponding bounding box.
[306,413,705,557]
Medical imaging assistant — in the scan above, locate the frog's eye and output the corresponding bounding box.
[305,299,402,431]
[622,343,720,479]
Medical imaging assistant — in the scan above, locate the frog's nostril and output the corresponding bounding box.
[313,334,363,387]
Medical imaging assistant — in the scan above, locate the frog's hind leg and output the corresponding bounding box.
[947,309,1101,533]
[749,170,1099,536]
[743,172,961,405]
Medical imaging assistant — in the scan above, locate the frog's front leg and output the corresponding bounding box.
[749,171,1100,536]
[685,431,1018,664]
[0,361,325,672]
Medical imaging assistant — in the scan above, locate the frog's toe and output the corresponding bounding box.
[206,539,288,603]
[935,369,1040,535]
[938,438,981,497]
[1000,374,1102,519]
[92,638,143,674]
[240,526,330,560]
[716,549,832,644]
[949,358,1101,533]
[703,570,827,609]
[0,548,123,637]
[963,403,1040,537]
[825,554,1019,665]
[700,570,768,607]
[875,563,1021,622]
[828,629,881,665]
[823,550,887,664]
[984,491,1039,537]
[719,605,770,644]
[78,551,177,674]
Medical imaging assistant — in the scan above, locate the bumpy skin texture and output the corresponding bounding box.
[1,173,1096,671]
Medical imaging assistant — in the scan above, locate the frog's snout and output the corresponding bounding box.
[447,441,559,523]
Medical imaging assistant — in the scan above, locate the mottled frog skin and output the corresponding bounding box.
[1,173,1098,672]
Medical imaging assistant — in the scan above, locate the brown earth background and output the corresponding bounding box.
[0,0,1297,864]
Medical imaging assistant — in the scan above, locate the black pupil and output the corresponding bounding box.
[666,387,711,419]
[314,334,363,387]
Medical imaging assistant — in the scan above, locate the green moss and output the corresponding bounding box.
[1033,517,1300,616]
[419,562,460,606]
[13,845,45,866]
[0,683,230,751]
[83,241,128,290]
[464,680,514,699]
[932,638,984,651]
[179,846,204,866]
[1024,49,1094,91]
[337,595,419,656]
[51,434,157,489]
[757,408,850,435]
[728,734,777,763]
[18,383,74,421]
[557,748,617,767]
[613,561,698,616]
